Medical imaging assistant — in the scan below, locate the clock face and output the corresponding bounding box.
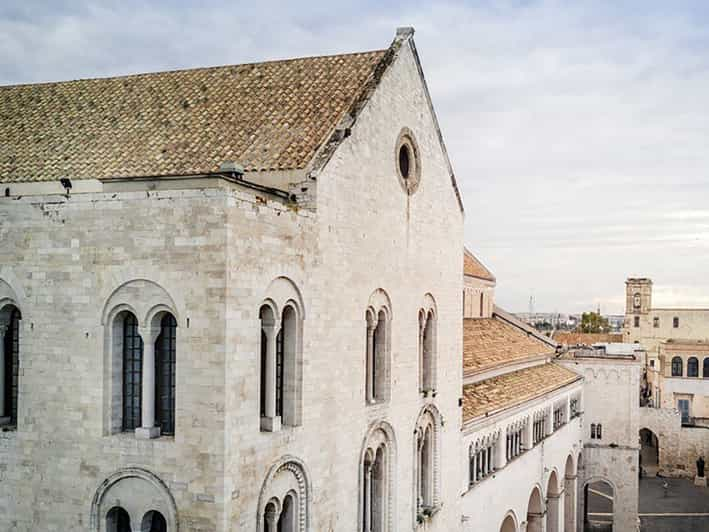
[633,293,641,309]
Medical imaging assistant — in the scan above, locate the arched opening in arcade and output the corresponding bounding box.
[583,479,614,532]
[526,486,544,532]
[500,512,517,532]
[546,471,561,532]
[639,428,659,477]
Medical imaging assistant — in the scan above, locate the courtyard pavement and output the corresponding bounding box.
[639,477,709,532]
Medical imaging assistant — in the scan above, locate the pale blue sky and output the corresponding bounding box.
[3,1,709,313]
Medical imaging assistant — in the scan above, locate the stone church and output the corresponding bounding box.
[1,27,640,532]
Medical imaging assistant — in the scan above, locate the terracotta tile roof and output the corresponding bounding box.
[464,248,495,282]
[553,332,623,345]
[462,363,581,422]
[0,50,386,182]
[463,317,555,376]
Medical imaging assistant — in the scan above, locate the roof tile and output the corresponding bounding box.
[463,317,555,376]
[0,51,386,182]
[464,248,495,281]
[462,363,581,422]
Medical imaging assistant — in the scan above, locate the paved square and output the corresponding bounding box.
[640,477,709,531]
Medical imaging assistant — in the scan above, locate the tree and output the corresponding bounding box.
[578,312,609,333]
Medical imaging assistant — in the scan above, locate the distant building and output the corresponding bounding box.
[624,278,709,420]
[623,277,709,479]
[553,332,624,346]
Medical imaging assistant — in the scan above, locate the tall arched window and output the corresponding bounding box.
[479,293,484,317]
[419,308,436,394]
[122,312,143,431]
[360,423,395,532]
[703,358,709,378]
[671,356,683,377]
[366,311,390,403]
[106,506,131,532]
[414,406,441,522]
[259,291,303,432]
[363,446,386,532]
[1,306,21,426]
[688,357,699,378]
[155,314,177,435]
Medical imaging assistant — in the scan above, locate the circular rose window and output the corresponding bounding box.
[395,128,421,195]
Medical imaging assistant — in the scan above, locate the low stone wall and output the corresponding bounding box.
[639,407,709,478]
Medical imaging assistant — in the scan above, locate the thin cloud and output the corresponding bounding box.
[2,1,708,314]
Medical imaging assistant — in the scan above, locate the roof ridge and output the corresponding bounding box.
[0,49,388,90]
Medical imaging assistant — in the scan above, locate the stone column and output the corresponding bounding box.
[547,491,562,532]
[364,461,373,532]
[564,474,577,532]
[136,326,160,439]
[261,320,281,432]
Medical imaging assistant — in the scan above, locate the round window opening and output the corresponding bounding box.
[395,128,421,195]
[399,145,411,180]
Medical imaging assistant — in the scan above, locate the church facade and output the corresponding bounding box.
[0,28,645,532]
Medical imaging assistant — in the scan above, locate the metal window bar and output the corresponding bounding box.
[122,314,142,431]
[155,314,177,435]
[275,327,284,417]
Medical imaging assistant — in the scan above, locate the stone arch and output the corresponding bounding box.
[263,276,306,320]
[359,420,397,532]
[257,455,311,532]
[365,289,392,404]
[259,277,305,431]
[413,404,442,522]
[89,467,178,532]
[500,510,518,532]
[0,278,22,314]
[581,477,615,531]
[101,279,179,328]
[546,469,561,532]
[419,294,437,394]
[368,288,393,320]
[526,485,545,532]
[100,280,179,437]
[639,427,660,477]
[0,278,22,428]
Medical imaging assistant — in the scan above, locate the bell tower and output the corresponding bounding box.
[625,278,652,316]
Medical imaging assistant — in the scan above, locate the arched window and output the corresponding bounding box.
[365,291,391,406]
[414,406,441,521]
[480,293,484,317]
[101,279,179,439]
[106,506,131,532]
[259,286,303,432]
[703,358,709,378]
[688,357,699,378]
[673,316,680,328]
[364,446,386,532]
[359,421,395,532]
[258,457,310,532]
[155,314,177,435]
[122,312,143,431]
[142,510,167,532]
[1,306,21,426]
[671,356,683,377]
[419,307,436,394]
[590,423,597,439]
